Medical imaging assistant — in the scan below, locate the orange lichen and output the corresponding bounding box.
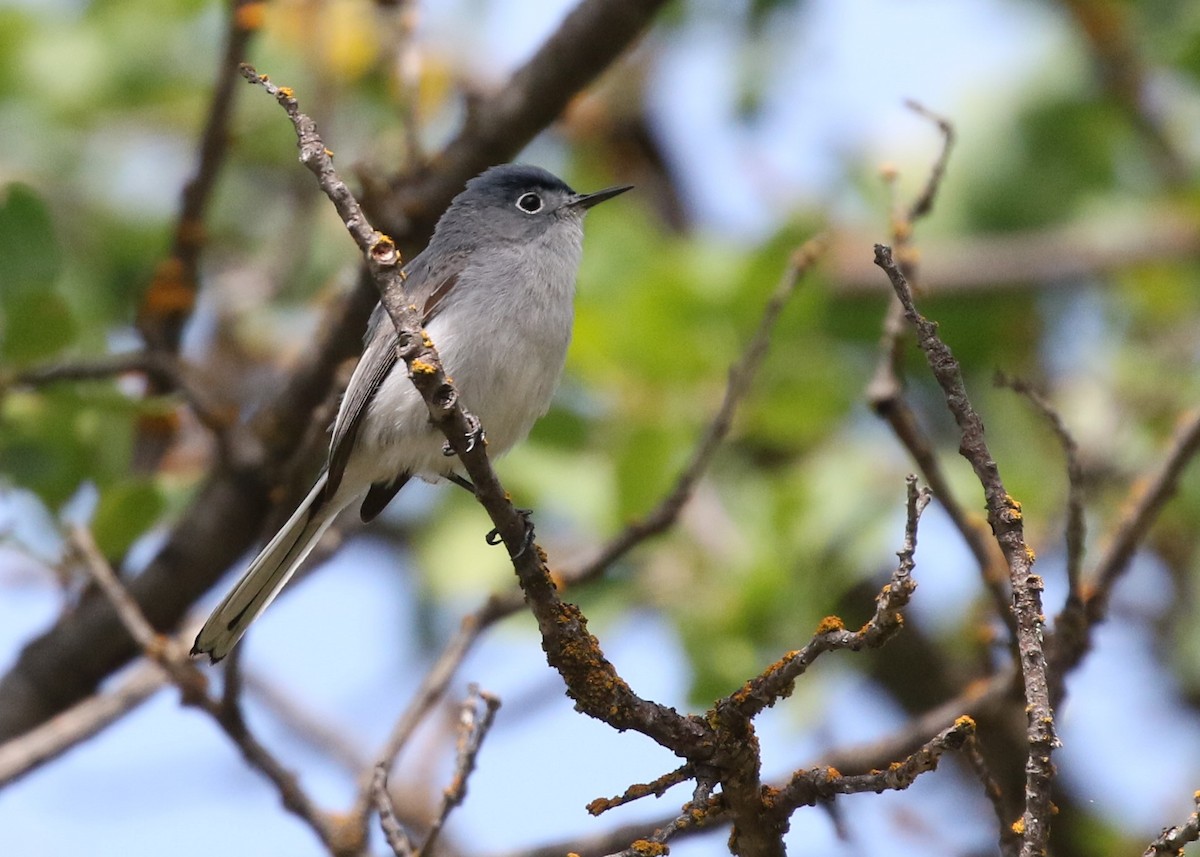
[629,841,667,856]
[816,615,845,634]
[1011,816,1026,835]
[954,715,977,732]
[142,257,195,316]
[410,359,435,375]
[235,1,267,30]
[278,86,294,99]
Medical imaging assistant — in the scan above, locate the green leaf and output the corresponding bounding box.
[91,479,165,557]
[0,183,73,362]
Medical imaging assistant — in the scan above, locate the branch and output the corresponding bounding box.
[1144,791,1200,857]
[873,244,1056,857]
[774,716,975,812]
[7,350,236,449]
[373,685,502,857]
[420,685,501,856]
[137,0,262,354]
[831,213,1200,296]
[866,105,1015,637]
[1048,407,1200,682]
[719,476,929,721]
[68,525,348,855]
[364,0,671,235]
[0,661,166,788]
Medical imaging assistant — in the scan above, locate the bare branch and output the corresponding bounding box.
[421,686,502,856]
[1086,407,1200,622]
[137,0,263,354]
[1144,791,1200,857]
[959,729,1021,857]
[69,524,347,855]
[775,716,976,812]
[721,476,929,720]
[587,764,694,816]
[867,105,1015,637]
[831,213,1200,296]
[0,662,166,788]
[374,762,418,857]
[873,244,1056,857]
[903,99,956,222]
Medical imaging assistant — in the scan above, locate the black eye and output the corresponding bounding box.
[516,192,543,213]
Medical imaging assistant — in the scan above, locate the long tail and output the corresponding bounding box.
[192,472,342,662]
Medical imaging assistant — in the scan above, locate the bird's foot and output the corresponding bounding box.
[486,507,535,558]
[443,413,485,457]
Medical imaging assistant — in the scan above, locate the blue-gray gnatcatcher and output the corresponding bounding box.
[192,164,631,661]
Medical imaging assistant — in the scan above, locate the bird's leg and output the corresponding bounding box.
[446,472,534,557]
[446,472,477,495]
[442,413,485,456]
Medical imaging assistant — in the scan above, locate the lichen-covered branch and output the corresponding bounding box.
[873,244,1056,857]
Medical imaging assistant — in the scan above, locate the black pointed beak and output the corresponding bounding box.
[570,184,634,210]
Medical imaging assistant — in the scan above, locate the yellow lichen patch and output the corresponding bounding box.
[1011,816,1025,835]
[825,766,841,779]
[324,147,334,159]
[629,840,667,857]
[278,86,294,99]
[1025,545,1037,563]
[816,615,845,634]
[954,715,977,732]
[410,359,435,375]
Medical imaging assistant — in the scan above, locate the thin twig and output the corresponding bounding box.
[775,716,976,812]
[373,762,418,857]
[421,686,501,856]
[243,670,370,773]
[873,244,1055,857]
[588,764,694,816]
[69,525,345,855]
[1086,408,1200,623]
[903,99,956,222]
[960,730,1021,857]
[995,373,1086,593]
[137,0,263,354]
[1144,791,1200,857]
[720,476,930,721]
[866,103,1016,637]
[9,351,234,445]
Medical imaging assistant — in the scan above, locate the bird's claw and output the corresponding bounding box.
[443,413,485,457]
[486,507,535,558]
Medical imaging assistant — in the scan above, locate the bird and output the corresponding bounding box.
[192,164,631,662]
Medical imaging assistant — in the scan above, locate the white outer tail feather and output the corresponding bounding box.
[192,473,344,661]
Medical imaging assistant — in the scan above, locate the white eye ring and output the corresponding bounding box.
[516,192,543,214]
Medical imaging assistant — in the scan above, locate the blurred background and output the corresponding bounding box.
[2,0,1200,855]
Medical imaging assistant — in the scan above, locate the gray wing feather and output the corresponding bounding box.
[325,250,466,497]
